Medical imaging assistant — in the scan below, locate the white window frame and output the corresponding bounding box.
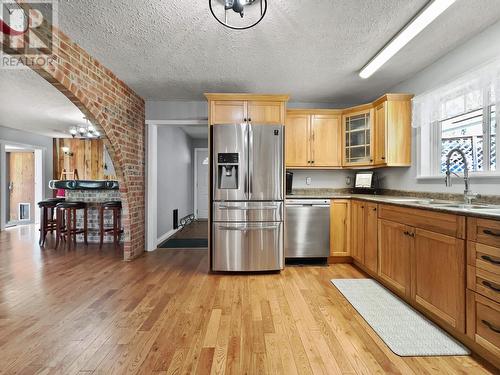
[417,87,499,179]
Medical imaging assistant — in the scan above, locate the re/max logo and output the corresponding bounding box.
[1,0,56,56]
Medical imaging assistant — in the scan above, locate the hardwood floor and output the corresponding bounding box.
[0,225,496,374]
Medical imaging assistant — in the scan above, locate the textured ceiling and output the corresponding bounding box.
[57,0,500,104]
[0,68,85,138]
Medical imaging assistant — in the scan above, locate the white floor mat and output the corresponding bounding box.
[331,278,470,357]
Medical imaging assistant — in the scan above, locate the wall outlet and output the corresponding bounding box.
[346,176,352,186]
[306,177,312,185]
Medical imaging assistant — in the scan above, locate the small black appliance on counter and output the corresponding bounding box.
[286,171,293,195]
[350,171,380,194]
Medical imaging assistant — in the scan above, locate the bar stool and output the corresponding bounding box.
[37,198,65,246]
[55,201,88,249]
[99,201,122,248]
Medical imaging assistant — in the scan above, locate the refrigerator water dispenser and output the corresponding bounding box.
[217,153,239,189]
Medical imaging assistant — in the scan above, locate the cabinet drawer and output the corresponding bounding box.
[467,241,500,274]
[378,204,465,238]
[468,217,500,248]
[468,266,500,304]
[467,291,500,358]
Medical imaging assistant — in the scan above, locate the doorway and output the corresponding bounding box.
[6,149,35,226]
[194,148,209,219]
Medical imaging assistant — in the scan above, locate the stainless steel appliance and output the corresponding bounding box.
[212,123,284,271]
[285,199,330,258]
[286,171,293,195]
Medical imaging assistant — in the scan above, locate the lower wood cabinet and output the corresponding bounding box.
[364,203,378,273]
[377,218,413,299]
[330,199,351,257]
[351,200,365,263]
[413,228,466,332]
[350,200,378,272]
[467,291,500,360]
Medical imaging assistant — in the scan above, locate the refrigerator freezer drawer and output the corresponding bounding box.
[212,201,283,222]
[212,222,284,271]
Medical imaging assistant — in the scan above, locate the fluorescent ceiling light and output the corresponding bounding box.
[359,0,456,79]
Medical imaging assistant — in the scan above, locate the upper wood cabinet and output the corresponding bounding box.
[343,107,374,166]
[205,94,289,125]
[285,109,342,168]
[373,95,413,167]
[285,113,310,167]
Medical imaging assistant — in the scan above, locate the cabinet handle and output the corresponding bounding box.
[481,320,500,334]
[483,229,500,237]
[482,280,500,292]
[370,159,373,162]
[248,118,252,122]
[311,160,315,164]
[243,118,247,122]
[372,207,377,211]
[381,156,386,160]
[481,255,500,265]
[404,231,409,236]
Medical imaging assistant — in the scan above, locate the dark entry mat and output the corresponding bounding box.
[159,238,208,248]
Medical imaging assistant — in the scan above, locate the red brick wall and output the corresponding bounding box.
[5,28,145,260]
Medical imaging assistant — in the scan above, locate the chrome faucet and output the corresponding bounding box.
[445,148,479,205]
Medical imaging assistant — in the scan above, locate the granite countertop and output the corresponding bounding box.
[286,189,500,220]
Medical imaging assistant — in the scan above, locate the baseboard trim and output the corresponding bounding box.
[328,256,353,264]
[156,228,180,247]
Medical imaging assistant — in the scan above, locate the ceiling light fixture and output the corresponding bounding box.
[69,117,100,139]
[209,0,267,30]
[359,0,456,79]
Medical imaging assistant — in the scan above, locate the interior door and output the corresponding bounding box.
[195,149,209,219]
[311,114,341,167]
[8,151,35,223]
[285,114,310,167]
[248,124,283,201]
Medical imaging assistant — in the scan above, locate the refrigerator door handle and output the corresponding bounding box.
[248,124,253,200]
[243,123,248,198]
[218,224,280,231]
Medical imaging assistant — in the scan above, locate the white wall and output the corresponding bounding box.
[157,126,194,237]
[381,20,500,196]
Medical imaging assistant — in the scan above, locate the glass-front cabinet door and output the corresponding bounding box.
[343,109,374,166]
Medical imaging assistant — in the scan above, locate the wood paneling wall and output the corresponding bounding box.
[53,139,113,180]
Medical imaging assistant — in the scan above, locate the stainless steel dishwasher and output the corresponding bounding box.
[285,199,330,258]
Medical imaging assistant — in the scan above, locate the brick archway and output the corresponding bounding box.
[3,28,145,260]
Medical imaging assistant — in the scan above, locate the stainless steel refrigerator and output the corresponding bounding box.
[211,123,284,272]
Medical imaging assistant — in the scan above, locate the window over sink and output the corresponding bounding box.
[414,59,499,178]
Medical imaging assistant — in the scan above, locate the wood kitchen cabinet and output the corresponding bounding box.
[364,203,378,273]
[350,200,378,272]
[351,200,365,263]
[205,94,289,125]
[413,228,466,332]
[378,218,413,298]
[285,109,342,168]
[373,95,412,166]
[330,199,351,258]
[343,107,374,166]
[377,204,466,331]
